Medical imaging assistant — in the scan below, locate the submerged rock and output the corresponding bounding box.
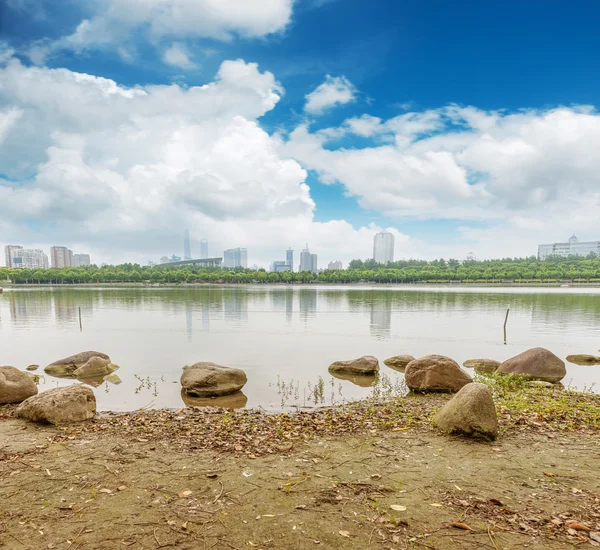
[405,355,472,393]
[0,366,38,404]
[45,351,111,377]
[328,356,379,375]
[462,359,500,375]
[26,364,39,372]
[104,373,122,385]
[497,347,566,383]
[434,383,499,440]
[73,356,119,378]
[566,354,600,365]
[15,385,96,424]
[383,355,415,372]
[181,362,247,397]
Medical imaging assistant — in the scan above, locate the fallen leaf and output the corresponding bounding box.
[390,505,407,512]
[118,485,127,491]
[451,522,474,531]
[339,531,351,538]
[206,473,218,479]
[392,427,410,432]
[489,498,503,506]
[590,533,600,543]
[430,503,443,507]
[565,520,591,531]
[543,471,555,477]
[178,490,192,498]
[99,488,112,494]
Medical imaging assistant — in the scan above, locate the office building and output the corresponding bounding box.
[538,235,600,260]
[373,231,394,264]
[50,246,73,268]
[286,248,294,271]
[223,248,248,268]
[73,254,91,267]
[4,245,23,268]
[159,256,170,264]
[184,229,192,260]
[299,244,318,273]
[7,248,49,269]
[272,261,291,273]
[200,239,208,259]
[328,260,343,270]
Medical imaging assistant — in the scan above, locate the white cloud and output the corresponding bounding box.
[162,43,196,69]
[305,75,357,115]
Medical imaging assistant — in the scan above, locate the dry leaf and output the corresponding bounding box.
[178,490,192,498]
[339,530,351,538]
[99,488,112,494]
[451,522,474,531]
[390,505,407,512]
[429,503,443,507]
[565,520,590,531]
[392,427,410,432]
[590,533,600,543]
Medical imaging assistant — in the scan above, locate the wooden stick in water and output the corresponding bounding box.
[503,307,510,344]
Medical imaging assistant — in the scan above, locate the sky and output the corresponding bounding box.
[1,0,600,268]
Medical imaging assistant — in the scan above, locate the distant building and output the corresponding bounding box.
[4,245,23,268]
[7,248,49,269]
[159,256,170,264]
[272,261,291,273]
[73,254,91,267]
[465,252,477,262]
[184,229,192,260]
[170,254,182,263]
[328,260,343,270]
[200,239,208,259]
[50,246,73,268]
[286,248,294,271]
[373,231,394,264]
[538,235,600,260]
[299,244,318,273]
[223,248,248,268]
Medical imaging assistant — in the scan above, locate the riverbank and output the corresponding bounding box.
[1,382,599,549]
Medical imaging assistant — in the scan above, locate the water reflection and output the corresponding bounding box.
[181,390,248,409]
[329,370,378,387]
[370,296,392,340]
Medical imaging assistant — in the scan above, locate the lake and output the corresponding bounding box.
[1,285,599,411]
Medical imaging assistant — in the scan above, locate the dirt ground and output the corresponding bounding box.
[1,407,600,550]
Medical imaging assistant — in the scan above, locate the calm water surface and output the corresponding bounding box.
[1,285,599,411]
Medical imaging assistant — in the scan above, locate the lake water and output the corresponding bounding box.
[1,285,599,411]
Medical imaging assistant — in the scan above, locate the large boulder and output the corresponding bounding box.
[328,356,379,375]
[566,354,600,366]
[73,356,119,378]
[0,366,38,404]
[45,351,111,377]
[383,355,415,372]
[181,362,247,397]
[462,358,501,375]
[434,383,499,440]
[497,348,566,383]
[405,355,472,393]
[15,385,96,424]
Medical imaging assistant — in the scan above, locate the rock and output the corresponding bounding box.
[0,366,38,404]
[434,383,499,440]
[328,356,379,375]
[15,385,96,424]
[73,356,119,378]
[497,347,566,383]
[566,354,600,365]
[26,364,39,372]
[383,355,415,372]
[526,380,562,388]
[45,351,111,377]
[104,373,122,385]
[329,370,377,387]
[181,362,247,397]
[462,359,500,375]
[404,355,472,393]
[181,390,248,409]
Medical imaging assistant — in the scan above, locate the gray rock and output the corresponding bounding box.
[497,347,566,383]
[526,380,562,388]
[26,365,39,372]
[462,358,501,375]
[73,357,119,378]
[15,385,96,424]
[434,383,499,440]
[45,351,111,377]
[328,356,379,375]
[405,355,472,393]
[181,362,247,397]
[0,366,38,404]
[566,354,600,365]
[383,355,415,372]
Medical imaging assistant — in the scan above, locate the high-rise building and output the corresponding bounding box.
[286,248,294,271]
[373,231,394,264]
[223,248,248,268]
[73,254,91,267]
[538,234,600,260]
[299,244,318,273]
[272,261,291,273]
[184,229,192,260]
[4,245,23,268]
[7,248,49,269]
[200,239,208,259]
[328,260,343,270]
[50,246,73,268]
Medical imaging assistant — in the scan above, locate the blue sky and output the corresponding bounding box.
[1,0,600,266]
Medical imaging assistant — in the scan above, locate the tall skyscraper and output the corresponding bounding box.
[223,248,248,268]
[373,231,395,264]
[5,247,48,269]
[50,246,73,268]
[286,248,294,271]
[73,254,91,267]
[200,239,208,259]
[184,229,192,260]
[299,244,318,273]
[4,245,23,268]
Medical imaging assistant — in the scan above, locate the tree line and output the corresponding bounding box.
[1,254,600,285]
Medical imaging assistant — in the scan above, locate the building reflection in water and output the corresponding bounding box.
[9,292,53,327]
[370,296,392,340]
[285,289,293,323]
[223,290,248,327]
[298,289,317,323]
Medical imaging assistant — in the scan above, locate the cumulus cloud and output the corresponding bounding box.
[305,75,357,115]
[162,43,196,69]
